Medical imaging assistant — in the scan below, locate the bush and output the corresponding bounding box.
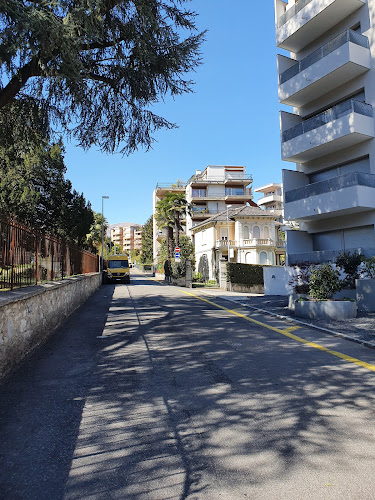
[335,251,363,289]
[227,263,264,286]
[289,263,312,294]
[309,263,342,300]
[193,271,204,283]
[362,257,375,279]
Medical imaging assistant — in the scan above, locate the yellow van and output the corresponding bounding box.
[105,254,130,283]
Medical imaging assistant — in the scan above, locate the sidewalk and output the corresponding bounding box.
[193,287,375,349]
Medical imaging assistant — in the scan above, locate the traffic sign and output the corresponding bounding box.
[175,247,180,253]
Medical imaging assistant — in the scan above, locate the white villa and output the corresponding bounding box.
[192,206,285,281]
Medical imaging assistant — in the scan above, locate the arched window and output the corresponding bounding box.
[253,226,260,239]
[260,251,268,265]
[246,252,252,264]
[264,226,269,239]
[243,225,249,240]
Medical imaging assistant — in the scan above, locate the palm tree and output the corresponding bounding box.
[155,192,189,259]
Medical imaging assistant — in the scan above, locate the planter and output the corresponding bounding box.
[230,283,264,294]
[295,300,357,320]
[355,278,375,312]
[288,293,308,311]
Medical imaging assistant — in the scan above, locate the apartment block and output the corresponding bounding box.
[152,166,254,265]
[110,223,142,255]
[275,0,375,265]
[254,183,283,218]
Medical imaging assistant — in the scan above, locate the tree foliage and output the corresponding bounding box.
[0,129,94,245]
[0,0,205,154]
[86,212,108,251]
[155,191,188,258]
[140,215,153,263]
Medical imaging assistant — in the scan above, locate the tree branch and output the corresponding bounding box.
[0,57,42,109]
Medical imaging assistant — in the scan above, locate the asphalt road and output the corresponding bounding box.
[1,274,375,499]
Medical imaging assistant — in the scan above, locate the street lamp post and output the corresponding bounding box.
[227,205,232,292]
[101,196,109,272]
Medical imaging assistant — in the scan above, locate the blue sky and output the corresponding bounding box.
[64,1,287,226]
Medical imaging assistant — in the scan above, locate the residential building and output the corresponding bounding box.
[122,225,143,255]
[254,183,283,219]
[192,206,285,281]
[186,165,254,235]
[152,167,254,265]
[109,223,142,254]
[275,0,375,265]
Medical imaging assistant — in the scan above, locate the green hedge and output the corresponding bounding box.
[227,263,264,285]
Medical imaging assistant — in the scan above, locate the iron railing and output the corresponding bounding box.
[277,0,314,29]
[0,216,98,291]
[282,99,373,143]
[279,30,369,84]
[285,172,375,203]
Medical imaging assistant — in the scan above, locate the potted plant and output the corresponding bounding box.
[295,263,357,320]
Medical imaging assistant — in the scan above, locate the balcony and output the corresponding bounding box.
[284,172,375,221]
[288,247,368,265]
[241,238,275,247]
[216,239,236,249]
[257,194,283,206]
[279,30,370,107]
[276,0,365,52]
[189,174,252,186]
[281,100,373,163]
[191,208,223,219]
[225,188,252,201]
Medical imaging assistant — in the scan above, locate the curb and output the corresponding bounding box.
[197,290,375,351]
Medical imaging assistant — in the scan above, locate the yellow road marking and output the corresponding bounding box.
[282,326,301,333]
[180,290,375,373]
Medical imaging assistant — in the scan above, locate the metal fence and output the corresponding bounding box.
[279,30,369,84]
[0,216,99,290]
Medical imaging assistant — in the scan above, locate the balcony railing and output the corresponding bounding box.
[277,0,313,29]
[279,30,369,85]
[188,174,252,184]
[243,238,274,246]
[282,99,373,143]
[285,172,375,203]
[216,240,236,247]
[155,182,186,189]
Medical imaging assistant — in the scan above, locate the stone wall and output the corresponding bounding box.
[0,273,101,380]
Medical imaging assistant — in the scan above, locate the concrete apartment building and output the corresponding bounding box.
[152,166,253,265]
[275,0,375,265]
[110,223,143,254]
[254,183,283,219]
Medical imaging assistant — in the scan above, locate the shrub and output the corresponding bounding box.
[309,263,342,300]
[193,271,204,283]
[362,257,375,279]
[227,263,264,286]
[289,263,312,294]
[335,251,363,289]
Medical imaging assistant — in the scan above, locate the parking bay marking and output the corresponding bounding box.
[180,290,375,373]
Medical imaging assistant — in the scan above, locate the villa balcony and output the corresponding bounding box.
[278,30,370,107]
[284,172,375,221]
[241,238,275,247]
[276,0,365,52]
[215,239,236,249]
[281,100,373,163]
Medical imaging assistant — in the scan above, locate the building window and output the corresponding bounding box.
[225,187,244,196]
[192,189,207,197]
[260,251,268,265]
[253,226,260,239]
[264,226,270,239]
[243,226,249,239]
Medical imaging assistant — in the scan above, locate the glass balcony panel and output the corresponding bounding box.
[285,172,375,203]
[282,99,373,143]
[279,31,369,84]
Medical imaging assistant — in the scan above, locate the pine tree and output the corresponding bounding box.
[0,0,205,154]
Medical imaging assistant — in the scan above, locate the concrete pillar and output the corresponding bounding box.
[219,259,228,290]
[185,259,193,288]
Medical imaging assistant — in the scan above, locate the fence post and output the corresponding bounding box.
[35,233,38,285]
[10,222,15,291]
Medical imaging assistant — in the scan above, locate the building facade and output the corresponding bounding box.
[254,183,284,220]
[192,206,285,281]
[110,223,143,255]
[275,0,375,265]
[152,166,254,265]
